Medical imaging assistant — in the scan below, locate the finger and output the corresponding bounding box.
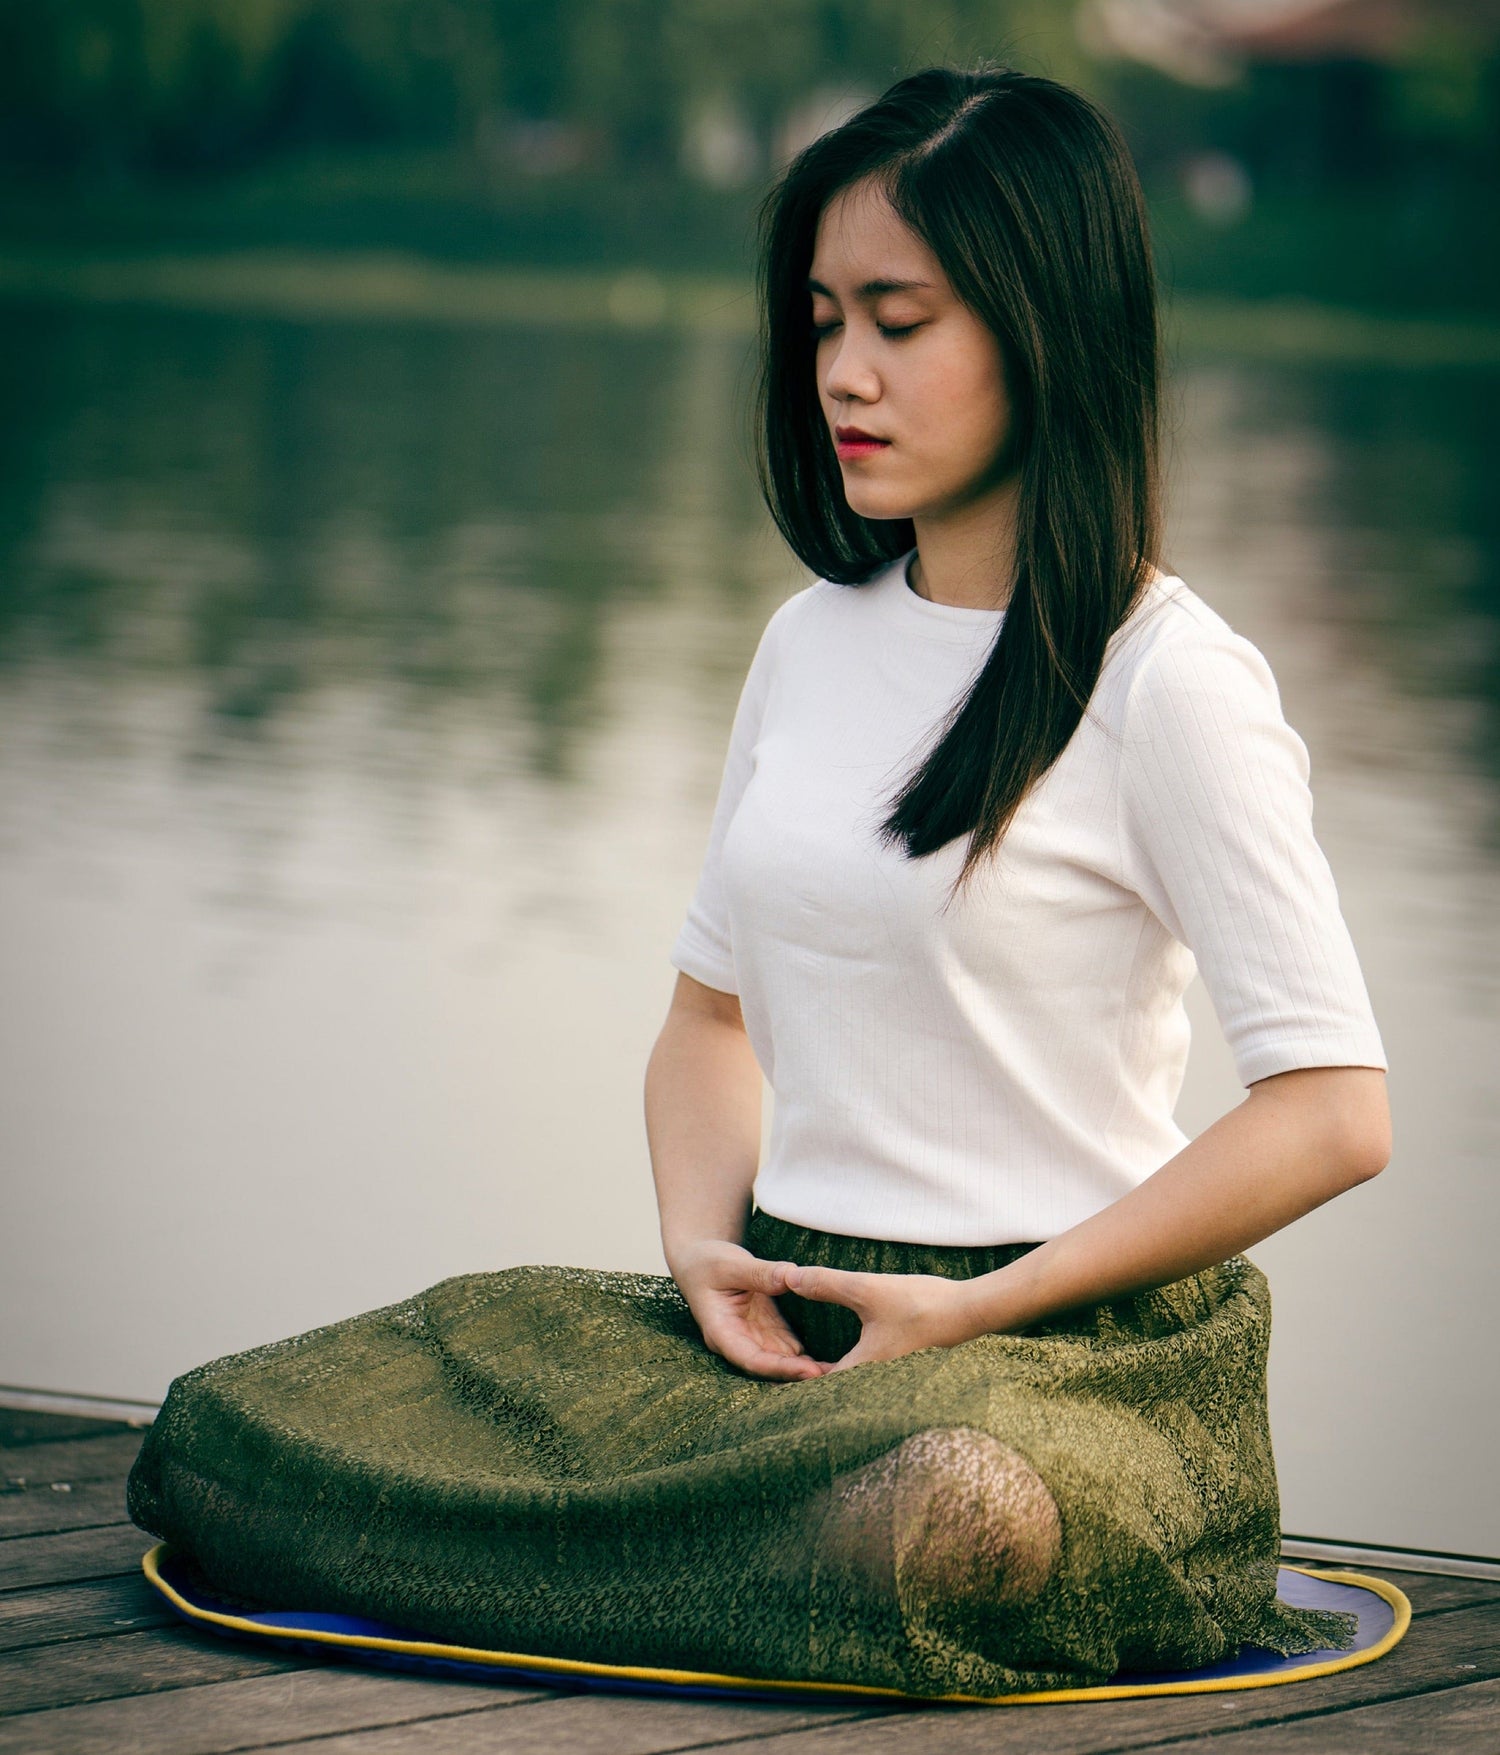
[697,1284,804,1353]
[702,1312,821,1377]
[826,1345,876,1374]
[819,1323,892,1373]
[741,1255,799,1296]
[742,1293,841,1372]
[745,1305,814,1359]
[782,1263,867,1312]
[729,1340,828,1380]
[701,1272,842,1376]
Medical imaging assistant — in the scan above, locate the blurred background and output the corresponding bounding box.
[0,0,1495,1561]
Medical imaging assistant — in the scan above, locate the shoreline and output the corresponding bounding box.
[1,245,1497,367]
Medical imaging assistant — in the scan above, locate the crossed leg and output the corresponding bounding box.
[814,1425,1061,1613]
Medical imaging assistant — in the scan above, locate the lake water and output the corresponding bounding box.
[0,298,1495,1558]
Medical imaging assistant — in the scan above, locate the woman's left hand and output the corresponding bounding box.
[782,1263,982,1372]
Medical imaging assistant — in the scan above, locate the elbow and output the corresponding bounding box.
[1340,1128,1390,1188]
[1252,1065,1392,1191]
[1333,1080,1393,1189]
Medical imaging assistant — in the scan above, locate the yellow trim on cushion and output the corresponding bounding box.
[140,1545,1410,1707]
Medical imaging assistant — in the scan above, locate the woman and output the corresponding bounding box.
[129,64,1390,1700]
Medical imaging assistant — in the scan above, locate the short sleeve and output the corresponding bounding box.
[1118,628,1388,1088]
[668,599,788,995]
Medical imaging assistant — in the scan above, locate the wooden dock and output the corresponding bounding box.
[3,1408,1495,1752]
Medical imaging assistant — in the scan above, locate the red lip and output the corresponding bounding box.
[835,425,888,443]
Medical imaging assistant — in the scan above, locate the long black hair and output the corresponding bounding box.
[752,62,1165,903]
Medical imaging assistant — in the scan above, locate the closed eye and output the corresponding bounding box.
[811,321,920,340]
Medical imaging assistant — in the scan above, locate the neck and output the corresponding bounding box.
[908,480,1020,611]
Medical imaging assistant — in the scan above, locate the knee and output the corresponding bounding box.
[888,1427,1060,1604]
[817,1425,1060,1609]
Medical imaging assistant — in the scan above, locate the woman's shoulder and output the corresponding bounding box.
[1106,570,1282,720]
[1112,568,1239,660]
[756,574,861,651]
[770,577,840,626]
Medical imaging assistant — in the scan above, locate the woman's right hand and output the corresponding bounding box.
[670,1239,831,1381]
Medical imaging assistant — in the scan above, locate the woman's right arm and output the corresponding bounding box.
[644,972,826,1379]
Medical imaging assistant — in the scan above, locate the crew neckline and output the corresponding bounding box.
[880,547,1008,638]
[870,547,1186,644]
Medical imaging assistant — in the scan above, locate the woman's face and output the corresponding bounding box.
[808,177,1017,522]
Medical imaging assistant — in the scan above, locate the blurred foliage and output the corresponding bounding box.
[0,1,1496,310]
[0,0,1087,177]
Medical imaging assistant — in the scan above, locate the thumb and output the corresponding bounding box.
[743,1256,797,1294]
[783,1263,865,1311]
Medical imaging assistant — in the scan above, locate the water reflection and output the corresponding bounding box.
[0,300,1495,1556]
[4,307,1493,813]
[1170,364,1499,825]
[0,309,768,771]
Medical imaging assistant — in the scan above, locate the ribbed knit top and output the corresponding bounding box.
[669,548,1387,1246]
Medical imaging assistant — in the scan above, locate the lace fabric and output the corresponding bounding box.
[126,1206,1355,1698]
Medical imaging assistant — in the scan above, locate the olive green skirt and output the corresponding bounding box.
[126,1205,1354,1698]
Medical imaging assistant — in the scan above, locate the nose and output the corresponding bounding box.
[821,328,882,406]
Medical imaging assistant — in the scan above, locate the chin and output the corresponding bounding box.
[841,487,919,521]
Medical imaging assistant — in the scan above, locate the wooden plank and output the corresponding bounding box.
[0,1412,143,1448]
[0,1524,151,1592]
[0,1437,1489,1755]
[0,1432,145,1487]
[1124,1675,1500,1753]
[1331,1567,1500,1616]
[599,1599,1500,1755]
[0,1625,309,1717]
[251,1697,891,1755]
[0,1574,172,1654]
[0,1667,534,1755]
[0,1479,130,1540]
[0,1573,1485,1755]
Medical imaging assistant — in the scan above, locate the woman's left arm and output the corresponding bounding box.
[780,1064,1390,1369]
[952,1061,1390,1339]
[973,621,1395,1331]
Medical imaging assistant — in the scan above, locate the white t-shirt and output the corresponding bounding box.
[669,547,1387,1246]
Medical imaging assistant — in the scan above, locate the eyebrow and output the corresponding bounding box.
[805,276,933,299]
